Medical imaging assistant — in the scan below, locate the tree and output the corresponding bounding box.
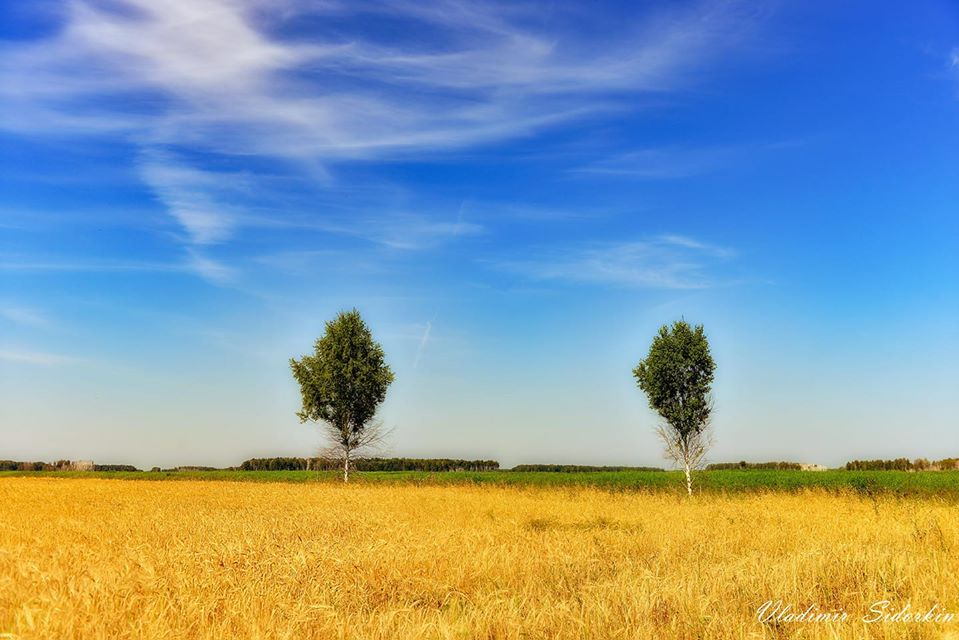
[290,309,395,482]
[633,320,716,496]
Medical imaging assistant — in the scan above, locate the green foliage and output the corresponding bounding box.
[240,457,306,471]
[0,460,140,471]
[845,458,913,471]
[290,309,395,445]
[633,320,715,439]
[707,461,803,471]
[0,460,54,471]
[845,458,959,471]
[511,464,664,472]
[240,457,499,472]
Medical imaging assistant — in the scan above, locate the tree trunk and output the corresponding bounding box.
[343,447,350,483]
[683,458,693,496]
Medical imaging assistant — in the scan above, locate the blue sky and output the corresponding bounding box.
[1,0,957,469]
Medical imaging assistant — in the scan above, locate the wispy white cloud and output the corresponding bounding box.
[0,0,775,297]
[248,208,485,250]
[138,154,246,245]
[413,321,433,369]
[0,304,51,328]
[0,348,77,366]
[573,140,807,179]
[361,215,483,250]
[0,254,233,285]
[574,146,741,179]
[0,0,766,279]
[496,234,738,289]
[184,250,235,285]
[1,0,763,156]
[656,234,736,259]
[462,201,618,223]
[0,257,184,272]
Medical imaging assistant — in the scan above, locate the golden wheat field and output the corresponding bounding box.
[0,478,957,640]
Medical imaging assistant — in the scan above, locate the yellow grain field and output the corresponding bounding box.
[0,478,957,640]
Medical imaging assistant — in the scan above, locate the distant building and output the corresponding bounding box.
[800,463,827,472]
[71,460,94,471]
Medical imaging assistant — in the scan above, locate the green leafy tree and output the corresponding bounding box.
[633,320,716,495]
[290,309,395,482]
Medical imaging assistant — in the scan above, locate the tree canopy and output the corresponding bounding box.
[633,320,715,440]
[290,309,394,462]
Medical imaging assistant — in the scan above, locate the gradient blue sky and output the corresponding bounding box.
[1,0,957,469]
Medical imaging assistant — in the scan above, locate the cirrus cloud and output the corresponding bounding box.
[1,0,768,283]
[495,234,740,289]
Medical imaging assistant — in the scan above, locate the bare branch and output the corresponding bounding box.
[655,421,714,496]
[351,420,393,458]
[315,420,393,479]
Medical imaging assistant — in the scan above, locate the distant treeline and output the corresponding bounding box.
[6,457,958,474]
[707,461,803,471]
[0,461,52,471]
[239,457,500,472]
[844,458,959,471]
[0,460,139,472]
[511,464,664,472]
